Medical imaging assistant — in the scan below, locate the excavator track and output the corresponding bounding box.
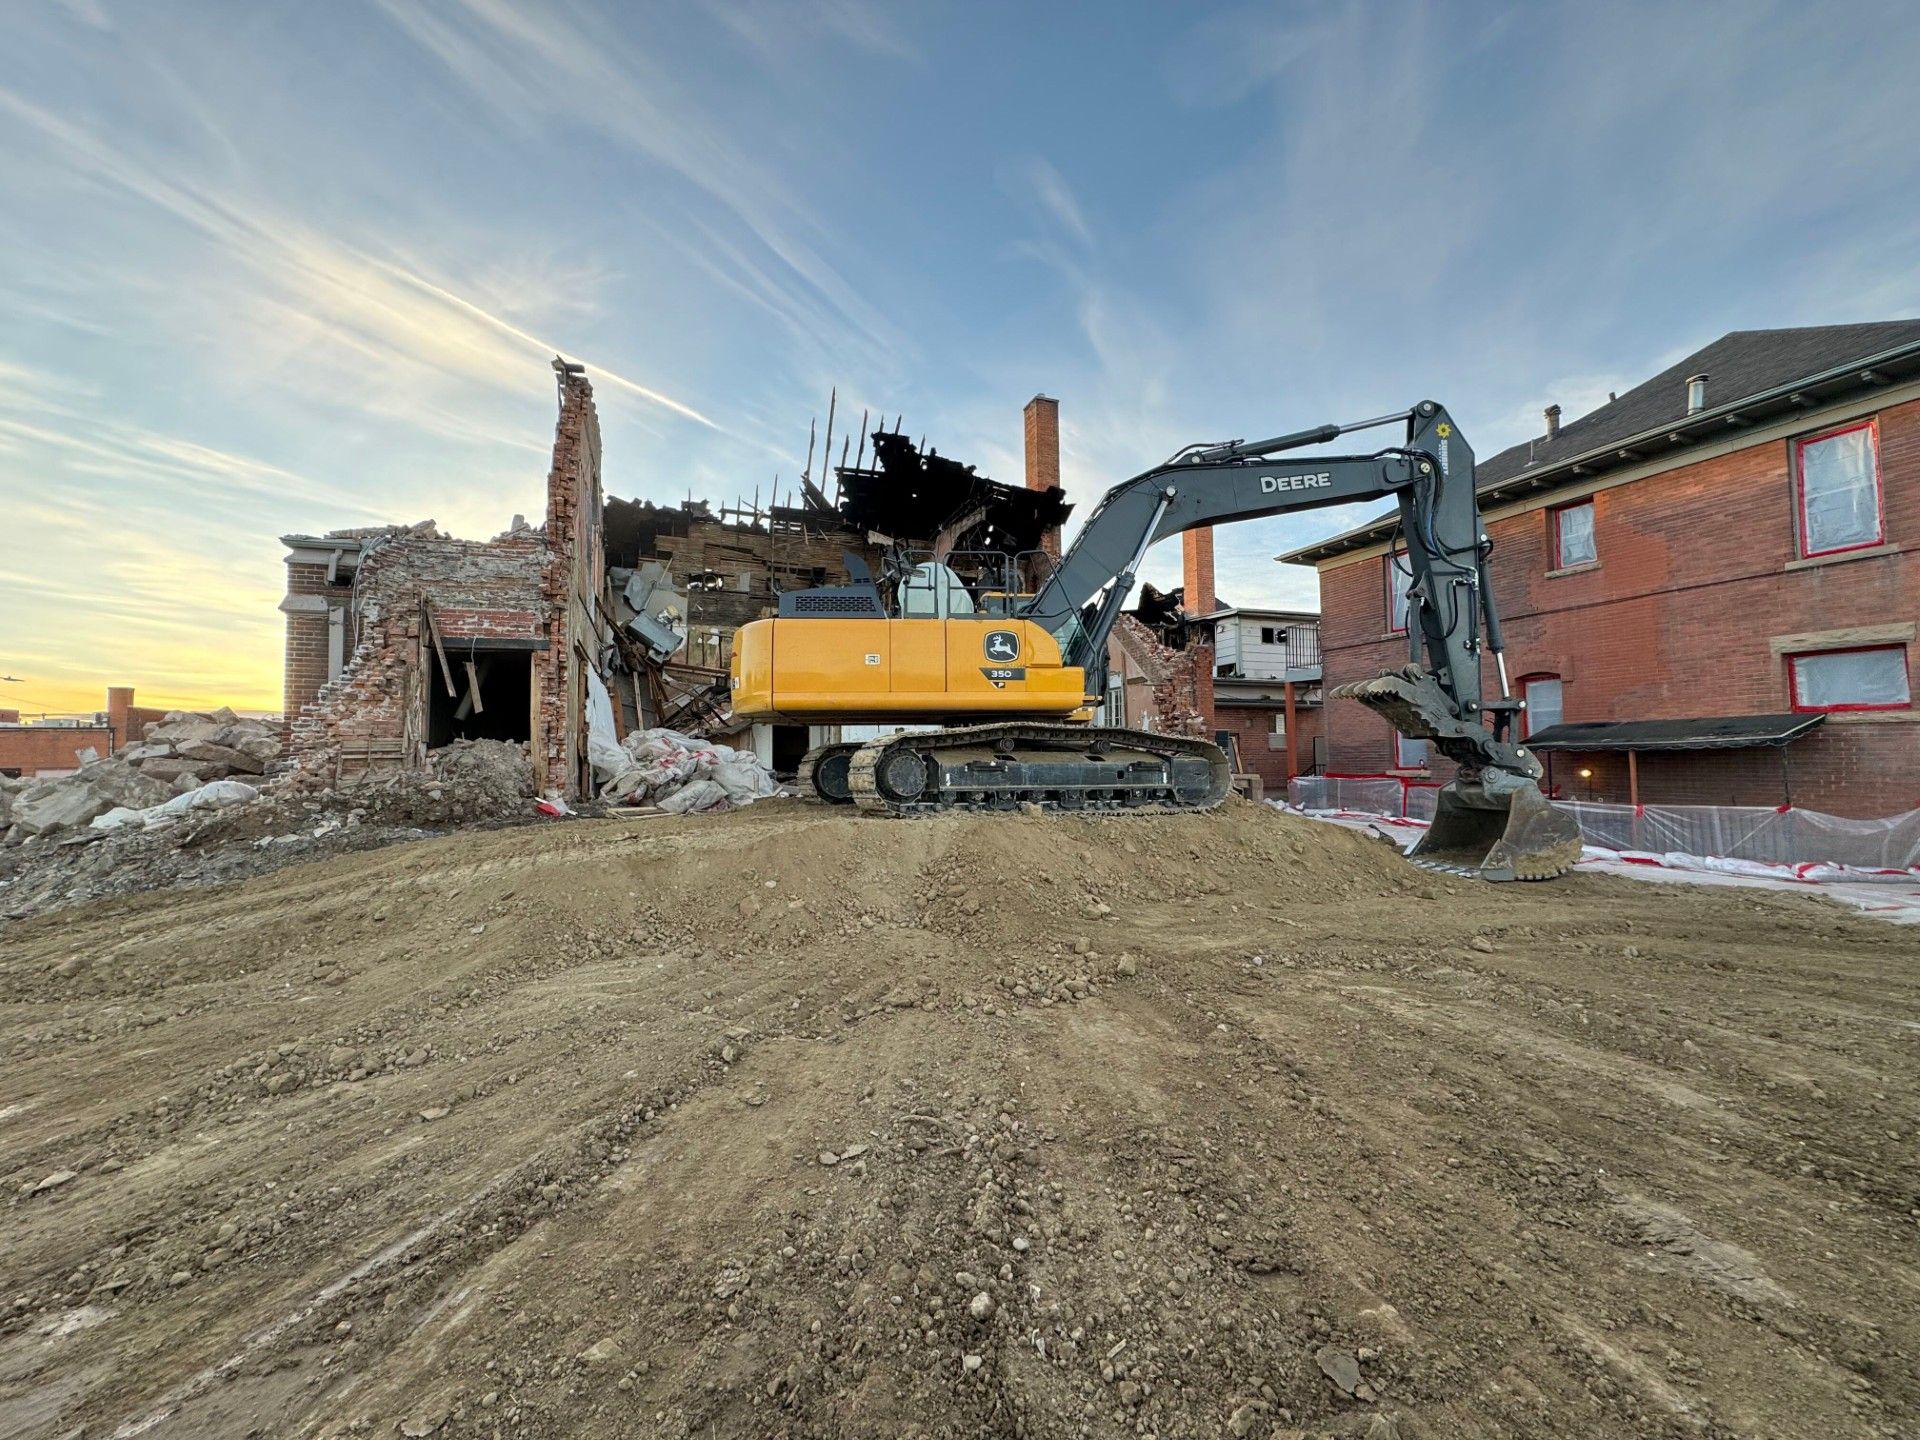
[797,742,859,805]
[844,723,1231,817]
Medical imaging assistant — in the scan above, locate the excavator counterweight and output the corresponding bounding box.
[731,399,1583,880]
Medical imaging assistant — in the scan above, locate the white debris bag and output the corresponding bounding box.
[600,727,779,813]
[657,779,729,814]
[90,779,260,831]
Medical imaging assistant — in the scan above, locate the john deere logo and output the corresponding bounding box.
[984,630,1020,662]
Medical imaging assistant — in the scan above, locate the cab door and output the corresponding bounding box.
[889,563,949,707]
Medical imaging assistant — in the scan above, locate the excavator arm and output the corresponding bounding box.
[1019,400,1581,879]
[1026,402,1520,775]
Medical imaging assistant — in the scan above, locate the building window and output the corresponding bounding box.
[1260,626,1276,644]
[1385,552,1412,633]
[1270,712,1286,735]
[1551,501,1596,569]
[1394,733,1427,768]
[1795,421,1882,558]
[1522,675,1563,736]
[1787,646,1910,712]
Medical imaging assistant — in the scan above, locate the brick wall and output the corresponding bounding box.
[281,365,609,800]
[0,725,116,777]
[286,534,546,784]
[283,557,355,742]
[1214,700,1324,792]
[1310,394,1920,817]
[537,365,605,798]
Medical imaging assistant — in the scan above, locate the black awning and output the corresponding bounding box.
[1524,713,1826,752]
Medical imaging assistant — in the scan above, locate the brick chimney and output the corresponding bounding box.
[1023,394,1061,559]
[1544,403,1561,439]
[106,685,134,752]
[1180,528,1218,737]
[1182,527,1216,617]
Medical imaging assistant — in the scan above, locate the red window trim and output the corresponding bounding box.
[1793,419,1883,559]
[1548,500,1595,570]
[1786,644,1911,713]
[1384,550,1409,634]
[1517,672,1563,738]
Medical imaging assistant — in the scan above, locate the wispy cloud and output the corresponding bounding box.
[1005,157,1094,253]
[0,83,722,434]
[371,0,910,384]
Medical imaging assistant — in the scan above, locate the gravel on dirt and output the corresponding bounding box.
[0,797,1915,1438]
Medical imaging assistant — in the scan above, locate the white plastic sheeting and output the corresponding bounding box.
[1283,805,1920,924]
[1289,774,1440,821]
[600,728,779,814]
[1287,777,1920,875]
[1547,800,1920,873]
[90,779,260,831]
[584,669,627,784]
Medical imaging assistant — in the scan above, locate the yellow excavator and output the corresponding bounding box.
[730,401,1582,880]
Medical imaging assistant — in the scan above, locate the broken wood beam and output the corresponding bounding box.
[423,598,457,697]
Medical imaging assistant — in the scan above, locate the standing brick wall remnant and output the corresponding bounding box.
[536,361,606,800]
[284,533,546,784]
[1112,615,1214,738]
[280,361,609,801]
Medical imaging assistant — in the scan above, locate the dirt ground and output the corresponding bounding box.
[2,799,1916,1439]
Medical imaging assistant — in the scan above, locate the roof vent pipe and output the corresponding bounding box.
[1544,403,1561,439]
[1686,373,1708,415]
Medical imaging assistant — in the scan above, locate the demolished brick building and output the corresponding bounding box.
[281,368,1074,795]
[281,361,606,799]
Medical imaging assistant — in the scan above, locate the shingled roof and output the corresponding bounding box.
[1281,320,1920,564]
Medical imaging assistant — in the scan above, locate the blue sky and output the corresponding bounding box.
[4,0,1919,712]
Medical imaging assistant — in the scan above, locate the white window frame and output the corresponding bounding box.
[1522,675,1564,737]
[1385,551,1412,634]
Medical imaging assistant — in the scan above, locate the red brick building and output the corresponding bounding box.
[1282,321,1920,819]
[1206,606,1325,794]
[0,686,172,778]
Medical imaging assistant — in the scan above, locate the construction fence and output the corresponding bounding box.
[1288,773,1920,875]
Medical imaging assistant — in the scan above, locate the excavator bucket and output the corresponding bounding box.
[1411,777,1584,882]
[1333,669,1584,881]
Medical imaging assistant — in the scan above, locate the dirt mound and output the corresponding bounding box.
[1,801,1916,1439]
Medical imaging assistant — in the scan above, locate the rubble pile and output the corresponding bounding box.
[291,738,538,829]
[2,708,281,846]
[0,737,538,921]
[599,728,780,813]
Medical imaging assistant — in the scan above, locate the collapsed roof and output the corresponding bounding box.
[829,430,1071,555]
[603,428,1073,571]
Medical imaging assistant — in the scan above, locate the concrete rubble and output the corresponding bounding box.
[0,718,541,919]
[2,708,280,846]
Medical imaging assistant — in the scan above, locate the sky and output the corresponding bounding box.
[3,0,1919,716]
